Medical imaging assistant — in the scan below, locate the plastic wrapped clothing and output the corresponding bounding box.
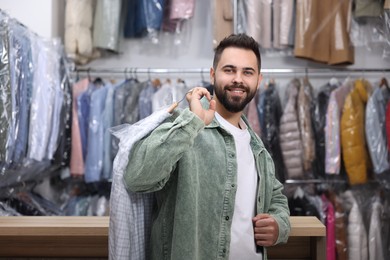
[109,108,171,260]
[341,79,373,185]
[368,196,385,260]
[64,0,98,64]
[212,0,233,48]
[279,79,304,179]
[328,191,348,260]
[365,86,390,174]
[294,0,354,65]
[124,0,165,38]
[342,190,368,260]
[384,1,390,59]
[257,83,286,183]
[93,0,122,52]
[321,194,336,260]
[325,79,354,175]
[312,79,339,178]
[297,77,316,173]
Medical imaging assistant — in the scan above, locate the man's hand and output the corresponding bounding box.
[252,214,279,247]
[186,87,216,125]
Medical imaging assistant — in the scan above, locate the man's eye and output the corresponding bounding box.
[224,69,234,73]
[244,71,254,75]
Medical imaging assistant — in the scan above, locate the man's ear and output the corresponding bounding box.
[210,67,215,84]
[257,73,263,90]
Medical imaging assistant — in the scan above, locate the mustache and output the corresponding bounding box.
[225,84,249,92]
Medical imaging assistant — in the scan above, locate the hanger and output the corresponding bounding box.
[380,77,389,90]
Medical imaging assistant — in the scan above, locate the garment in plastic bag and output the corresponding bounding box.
[109,108,171,260]
[93,0,122,52]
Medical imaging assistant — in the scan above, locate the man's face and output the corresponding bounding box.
[211,47,261,113]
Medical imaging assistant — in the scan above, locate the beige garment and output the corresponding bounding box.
[245,0,262,44]
[279,0,294,46]
[279,79,304,179]
[212,0,233,48]
[260,0,272,48]
[273,0,281,49]
[297,77,316,172]
[70,78,89,176]
[294,0,354,65]
[386,0,390,9]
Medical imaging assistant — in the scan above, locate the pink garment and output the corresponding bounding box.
[325,79,353,174]
[70,78,89,176]
[169,0,196,20]
[246,97,261,137]
[322,195,336,260]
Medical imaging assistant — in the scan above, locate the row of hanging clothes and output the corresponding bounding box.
[287,183,390,260]
[70,71,212,183]
[0,10,72,189]
[247,73,390,189]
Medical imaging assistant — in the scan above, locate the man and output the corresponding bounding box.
[124,33,290,260]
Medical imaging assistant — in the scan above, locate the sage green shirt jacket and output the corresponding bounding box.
[124,108,291,260]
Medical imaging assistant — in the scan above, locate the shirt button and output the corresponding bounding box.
[223,249,226,253]
[231,184,235,187]
[225,216,229,221]
[229,153,234,158]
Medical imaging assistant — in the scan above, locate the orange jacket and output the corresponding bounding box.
[340,79,372,185]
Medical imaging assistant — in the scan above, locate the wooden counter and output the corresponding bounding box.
[0,216,325,259]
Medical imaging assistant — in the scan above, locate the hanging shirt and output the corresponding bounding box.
[109,108,172,260]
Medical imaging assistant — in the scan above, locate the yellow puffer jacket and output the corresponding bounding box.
[341,79,372,185]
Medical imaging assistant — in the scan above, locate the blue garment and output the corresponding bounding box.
[366,86,390,174]
[102,83,119,181]
[138,80,157,119]
[11,23,33,164]
[124,0,165,37]
[77,84,96,161]
[85,85,109,183]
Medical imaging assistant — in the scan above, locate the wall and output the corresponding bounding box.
[0,0,65,39]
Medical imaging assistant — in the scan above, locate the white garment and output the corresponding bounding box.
[369,199,385,260]
[343,191,368,260]
[215,113,262,260]
[109,108,171,260]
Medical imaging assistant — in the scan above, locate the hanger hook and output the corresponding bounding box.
[124,67,128,79]
[134,68,138,80]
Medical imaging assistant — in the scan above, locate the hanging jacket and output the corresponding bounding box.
[109,108,172,260]
[342,190,368,260]
[321,194,336,260]
[325,79,354,175]
[365,86,390,174]
[312,80,339,178]
[279,79,304,179]
[258,83,286,183]
[294,0,354,65]
[386,100,390,153]
[212,0,233,48]
[328,191,348,260]
[341,79,373,185]
[368,197,385,260]
[297,77,316,173]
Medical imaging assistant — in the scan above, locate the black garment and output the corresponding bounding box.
[257,83,286,183]
[312,82,338,178]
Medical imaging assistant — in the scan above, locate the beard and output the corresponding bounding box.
[213,82,256,113]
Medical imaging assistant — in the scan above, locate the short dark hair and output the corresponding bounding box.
[213,34,261,72]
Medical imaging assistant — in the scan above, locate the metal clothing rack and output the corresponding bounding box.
[72,66,390,77]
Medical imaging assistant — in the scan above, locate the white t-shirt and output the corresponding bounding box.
[215,113,262,260]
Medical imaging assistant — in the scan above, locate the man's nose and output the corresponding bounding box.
[232,72,243,84]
